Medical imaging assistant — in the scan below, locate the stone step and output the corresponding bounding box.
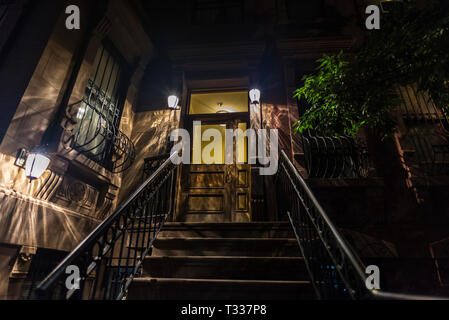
[142,256,308,281]
[127,223,297,249]
[127,278,315,300]
[156,222,295,239]
[147,238,301,257]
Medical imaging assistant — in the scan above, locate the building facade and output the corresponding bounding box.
[0,0,447,299]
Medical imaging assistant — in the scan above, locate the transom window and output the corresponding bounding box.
[189,91,249,115]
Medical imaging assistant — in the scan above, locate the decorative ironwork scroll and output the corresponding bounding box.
[302,132,371,179]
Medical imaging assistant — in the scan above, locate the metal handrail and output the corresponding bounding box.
[144,154,171,182]
[35,152,179,300]
[276,149,448,300]
[34,148,446,300]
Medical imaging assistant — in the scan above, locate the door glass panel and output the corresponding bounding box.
[192,123,248,165]
[193,123,226,164]
[237,122,248,164]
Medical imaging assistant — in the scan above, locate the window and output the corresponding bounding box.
[189,91,249,114]
[19,248,68,300]
[398,85,445,121]
[73,41,127,170]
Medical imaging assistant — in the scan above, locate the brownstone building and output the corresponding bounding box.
[0,0,447,300]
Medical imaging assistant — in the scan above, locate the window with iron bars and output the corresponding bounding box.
[398,85,449,176]
[73,41,128,171]
[19,248,68,300]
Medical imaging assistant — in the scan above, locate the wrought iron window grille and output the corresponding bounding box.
[71,41,135,173]
[302,130,371,179]
[398,85,449,176]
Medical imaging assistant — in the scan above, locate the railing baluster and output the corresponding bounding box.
[35,153,178,300]
[275,150,445,300]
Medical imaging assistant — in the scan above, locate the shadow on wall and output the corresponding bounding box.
[0,184,99,252]
[263,104,292,155]
[118,109,181,204]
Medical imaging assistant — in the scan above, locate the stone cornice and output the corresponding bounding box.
[167,41,266,65]
[166,36,355,68]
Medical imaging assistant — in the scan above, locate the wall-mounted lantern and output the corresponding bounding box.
[250,89,264,128]
[249,89,261,105]
[15,148,51,181]
[168,95,180,110]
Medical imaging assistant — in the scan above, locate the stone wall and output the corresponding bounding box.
[118,110,181,204]
[0,0,99,251]
[0,0,155,299]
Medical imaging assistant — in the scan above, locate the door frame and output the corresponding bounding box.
[173,87,252,222]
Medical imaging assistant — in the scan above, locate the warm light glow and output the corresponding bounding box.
[168,95,180,109]
[249,89,261,104]
[216,107,237,114]
[76,105,86,120]
[189,91,248,114]
[25,153,50,180]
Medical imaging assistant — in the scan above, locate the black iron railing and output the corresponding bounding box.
[275,150,445,300]
[144,154,171,180]
[35,153,178,300]
[302,132,371,179]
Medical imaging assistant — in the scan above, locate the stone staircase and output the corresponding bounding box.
[127,222,315,300]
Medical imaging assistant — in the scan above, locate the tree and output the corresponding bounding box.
[293,0,449,138]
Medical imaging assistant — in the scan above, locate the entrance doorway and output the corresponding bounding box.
[176,91,252,222]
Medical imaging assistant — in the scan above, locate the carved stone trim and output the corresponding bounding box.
[51,175,100,217]
[35,171,63,201]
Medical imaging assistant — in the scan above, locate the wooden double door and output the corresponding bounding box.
[176,116,251,222]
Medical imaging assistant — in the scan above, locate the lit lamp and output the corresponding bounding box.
[168,95,180,110]
[15,148,51,181]
[250,89,264,130]
[249,89,261,105]
[25,152,50,180]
